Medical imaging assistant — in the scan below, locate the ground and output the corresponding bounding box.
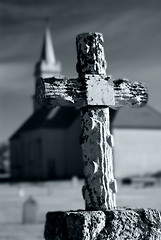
[0,180,161,239]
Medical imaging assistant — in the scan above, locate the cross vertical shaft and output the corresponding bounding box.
[76,33,117,210]
[81,107,116,210]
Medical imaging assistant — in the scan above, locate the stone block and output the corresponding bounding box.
[84,74,115,106]
[44,209,161,240]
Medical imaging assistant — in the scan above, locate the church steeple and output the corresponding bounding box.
[40,27,56,64]
[34,26,61,111]
[35,27,61,79]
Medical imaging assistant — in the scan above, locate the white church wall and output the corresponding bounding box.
[113,129,161,178]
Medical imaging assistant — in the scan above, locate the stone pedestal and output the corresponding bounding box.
[44,209,161,240]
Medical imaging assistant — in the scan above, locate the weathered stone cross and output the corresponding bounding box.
[37,32,148,211]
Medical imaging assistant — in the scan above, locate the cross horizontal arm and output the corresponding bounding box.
[36,76,148,108]
[36,76,86,107]
[113,79,148,108]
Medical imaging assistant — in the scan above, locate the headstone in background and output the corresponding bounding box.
[71,176,79,188]
[22,196,38,224]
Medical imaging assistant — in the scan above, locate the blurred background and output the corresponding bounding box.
[0,0,161,239]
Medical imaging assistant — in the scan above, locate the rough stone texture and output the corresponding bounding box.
[113,79,148,108]
[36,76,148,108]
[36,76,86,107]
[36,32,148,211]
[44,209,161,240]
[76,32,107,76]
[81,107,116,210]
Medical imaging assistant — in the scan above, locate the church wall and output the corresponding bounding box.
[41,128,66,179]
[113,129,161,179]
[10,123,83,181]
[64,114,84,178]
[19,129,47,180]
[10,129,49,180]
[10,139,23,179]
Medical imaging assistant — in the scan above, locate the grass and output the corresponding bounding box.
[0,224,44,240]
[0,180,161,239]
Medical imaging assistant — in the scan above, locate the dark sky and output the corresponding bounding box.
[0,0,161,142]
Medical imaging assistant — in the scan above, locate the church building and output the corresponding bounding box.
[10,27,161,181]
[10,27,83,180]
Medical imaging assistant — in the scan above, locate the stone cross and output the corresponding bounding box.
[37,32,148,211]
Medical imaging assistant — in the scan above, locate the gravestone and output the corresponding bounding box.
[71,176,79,188]
[37,32,161,239]
[22,196,38,224]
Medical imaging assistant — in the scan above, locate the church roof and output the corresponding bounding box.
[40,27,56,63]
[10,107,80,140]
[111,105,161,129]
[10,105,161,141]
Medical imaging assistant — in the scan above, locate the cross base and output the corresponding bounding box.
[44,208,161,239]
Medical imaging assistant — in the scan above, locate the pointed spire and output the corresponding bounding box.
[40,27,56,63]
[34,24,61,112]
[35,25,61,79]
